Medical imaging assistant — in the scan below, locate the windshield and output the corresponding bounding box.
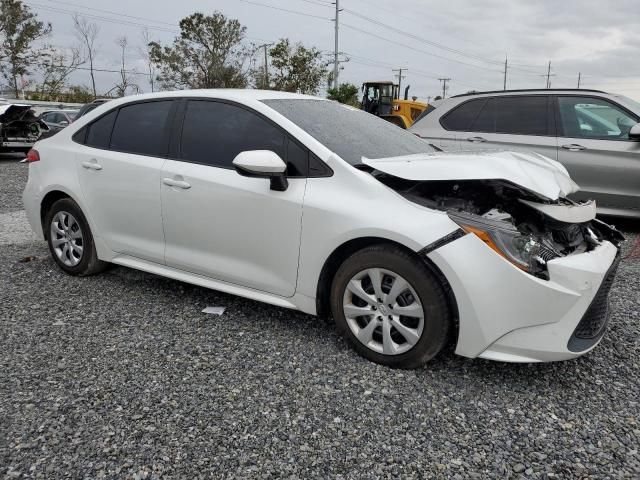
[262,99,435,165]
[618,95,640,113]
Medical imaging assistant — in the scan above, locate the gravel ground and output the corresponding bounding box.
[0,157,27,214]
[1,161,639,478]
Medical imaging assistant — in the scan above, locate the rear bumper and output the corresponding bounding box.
[22,165,45,240]
[428,234,619,363]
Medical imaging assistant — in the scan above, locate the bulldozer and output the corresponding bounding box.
[360,81,428,129]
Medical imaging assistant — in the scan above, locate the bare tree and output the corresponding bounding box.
[110,36,138,97]
[37,45,85,100]
[73,14,99,98]
[138,28,155,92]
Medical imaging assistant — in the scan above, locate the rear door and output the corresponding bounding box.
[555,95,640,212]
[161,99,306,297]
[453,95,558,160]
[76,100,175,262]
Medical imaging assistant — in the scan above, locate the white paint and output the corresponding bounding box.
[362,150,579,200]
[519,199,597,223]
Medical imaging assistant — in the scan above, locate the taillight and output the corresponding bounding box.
[26,149,40,163]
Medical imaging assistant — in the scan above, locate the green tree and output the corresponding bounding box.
[149,12,249,90]
[0,0,51,97]
[327,83,359,106]
[267,39,327,94]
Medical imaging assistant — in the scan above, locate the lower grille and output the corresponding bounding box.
[567,253,621,352]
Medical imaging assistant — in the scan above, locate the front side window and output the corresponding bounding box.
[557,96,639,140]
[180,100,285,169]
[472,96,549,135]
[110,100,173,156]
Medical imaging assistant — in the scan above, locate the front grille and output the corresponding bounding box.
[567,253,621,352]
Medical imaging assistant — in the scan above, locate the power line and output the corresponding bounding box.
[238,0,331,21]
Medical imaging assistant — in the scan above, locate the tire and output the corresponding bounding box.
[44,198,108,276]
[330,244,450,369]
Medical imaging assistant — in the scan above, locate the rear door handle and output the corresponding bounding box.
[81,160,102,170]
[562,144,587,151]
[467,136,487,143]
[162,177,191,189]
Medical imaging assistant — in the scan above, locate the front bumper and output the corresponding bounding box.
[427,233,619,362]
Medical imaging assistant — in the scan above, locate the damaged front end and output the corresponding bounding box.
[0,104,49,151]
[376,174,625,279]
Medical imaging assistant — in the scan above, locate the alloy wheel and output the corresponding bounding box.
[342,268,425,355]
[50,211,84,267]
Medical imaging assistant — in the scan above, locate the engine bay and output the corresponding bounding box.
[371,171,624,278]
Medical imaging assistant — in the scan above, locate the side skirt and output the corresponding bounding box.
[111,254,317,314]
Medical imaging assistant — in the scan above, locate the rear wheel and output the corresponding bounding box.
[330,245,450,368]
[45,198,107,276]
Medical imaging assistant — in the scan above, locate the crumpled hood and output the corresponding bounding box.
[362,150,579,200]
[0,104,34,123]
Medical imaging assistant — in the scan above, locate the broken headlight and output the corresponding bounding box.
[448,211,556,274]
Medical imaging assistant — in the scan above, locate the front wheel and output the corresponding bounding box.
[330,245,451,368]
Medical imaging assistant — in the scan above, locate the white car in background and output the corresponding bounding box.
[22,90,623,368]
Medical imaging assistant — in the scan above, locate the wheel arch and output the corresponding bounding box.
[40,189,76,240]
[315,236,460,345]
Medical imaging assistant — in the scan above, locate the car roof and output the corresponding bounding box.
[108,89,322,103]
[451,88,607,98]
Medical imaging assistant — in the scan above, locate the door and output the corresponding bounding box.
[453,95,558,160]
[555,95,640,212]
[76,100,175,262]
[161,100,306,297]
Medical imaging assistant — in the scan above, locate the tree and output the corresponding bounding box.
[149,12,249,90]
[327,82,359,106]
[138,28,155,93]
[110,36,139,97]
[73,15,99,98]
[267,39,327,94]
[36,45,85,100]
[0,0,51,97]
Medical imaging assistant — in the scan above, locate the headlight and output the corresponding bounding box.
[448,211,549,272]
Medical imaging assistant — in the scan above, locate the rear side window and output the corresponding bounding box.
[110,101,173,156]
[180,100,285,169]
[474,96,549,135]
[85,110,117,149]
[440,99,485,131]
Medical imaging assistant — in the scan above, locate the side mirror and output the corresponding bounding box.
[629,123,640,140]
[232,150,289,191]
[59,120,69,127]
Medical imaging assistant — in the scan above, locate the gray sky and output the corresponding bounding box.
[22,0,640,100]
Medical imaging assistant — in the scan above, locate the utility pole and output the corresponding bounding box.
[546,61,552,89]
[503,56,508,91]
[577,72,581,89]
[333,0,341,89]
[392,68,407,98]
[438,78,451,98]
[257,43,271,89]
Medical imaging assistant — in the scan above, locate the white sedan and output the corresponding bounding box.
[22,90,624,368]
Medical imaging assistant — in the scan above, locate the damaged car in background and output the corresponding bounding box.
[0,103,49,153]
[23,92,624,369]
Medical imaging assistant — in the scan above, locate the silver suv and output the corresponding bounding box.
[410,89,640,218]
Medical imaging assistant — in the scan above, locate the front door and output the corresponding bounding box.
[161,99,306,297]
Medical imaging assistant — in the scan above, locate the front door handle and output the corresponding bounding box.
[81,160,102,170]
[162,177,191,189]
[562,144,587,151]
[467,136,487,143]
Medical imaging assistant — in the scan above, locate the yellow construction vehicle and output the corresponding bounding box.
[360,81,428,129]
